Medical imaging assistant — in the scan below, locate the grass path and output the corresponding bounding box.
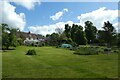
[2,46,118,78]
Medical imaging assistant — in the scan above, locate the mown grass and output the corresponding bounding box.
[2,46,118,78]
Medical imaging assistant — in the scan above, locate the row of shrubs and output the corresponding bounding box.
[73,47,119,55]
[26,43,45,47]
[25,46,119,56]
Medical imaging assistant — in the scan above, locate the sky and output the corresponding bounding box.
[0,0,119,35]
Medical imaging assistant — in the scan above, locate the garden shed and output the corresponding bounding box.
[61,44,72,48]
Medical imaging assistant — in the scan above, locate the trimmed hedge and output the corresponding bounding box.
[26,49,36,55]
[73,51,98,55]
[73,47,99,55]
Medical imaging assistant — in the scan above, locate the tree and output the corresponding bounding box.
[1,23,10,49]
[74,25,87,45]
[71,24,77,42]
[102,21,115,47]
[117,33,120,47]
[1,23,19,49]
[65,24,71,38]
[9,28,19,47]
[84,21,97,44]
[46,33,59,46]
[70,24,87,45]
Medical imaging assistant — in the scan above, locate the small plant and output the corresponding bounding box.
[113,50,119,53]
[104,48,111,54]
[26,49,36,55]
[104,48,111,52]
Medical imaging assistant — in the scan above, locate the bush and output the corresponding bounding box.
[113,50,119,53]
[73,51,98,55]
[26,49,36,55]
[104,48,111,51]
[104,48,111,54]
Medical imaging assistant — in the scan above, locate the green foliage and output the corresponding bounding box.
[73,47,99,55]
[70,24,87,45]
[46,33,59,46]
[17,38,23,45]
[102,21,116,47]
[1,23,19,49]
[65,24,71,38]
[26,49,36,55]
[104,48,111,52]
[84,21,97,44]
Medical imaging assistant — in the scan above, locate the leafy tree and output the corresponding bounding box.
[70,24,87,45]
[9,28,19,47]
[71,24,77,42]
[1,24,10,49]
[74,25,87,45]
[65,24,71,38]
[102,21,116,47]
[84,21,97,44]
[47,33,59,46]
[97,30,106,46]
[1,23,19,49]
[117,33,120,47]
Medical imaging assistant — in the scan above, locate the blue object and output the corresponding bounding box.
[61,44,72,48]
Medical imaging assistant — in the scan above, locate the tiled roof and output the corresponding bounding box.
[16,31,44,40]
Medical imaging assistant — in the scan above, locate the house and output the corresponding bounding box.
[16,31,45,46]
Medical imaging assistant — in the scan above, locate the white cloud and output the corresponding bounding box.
[77,7,118,30]
[0,1,26,31]
[63,8,68,12]
[113,22,120,32]
[12,0,41,10]
[50,8,68,21]
[28,21,73,36]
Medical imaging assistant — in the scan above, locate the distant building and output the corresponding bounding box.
[16,31,45,46]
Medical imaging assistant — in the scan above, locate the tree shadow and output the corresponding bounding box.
[2,48,15,52]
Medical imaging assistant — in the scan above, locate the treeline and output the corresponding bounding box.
[45,21,120,48]
[0,20,120,50]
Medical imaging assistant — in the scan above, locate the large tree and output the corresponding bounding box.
[102,21,116,47]
[65,24,71,38]
[71,24,87,45]
[1,23,18,49]
[117,33,120,47]
[84,21,97,44]
[46,33,59,46]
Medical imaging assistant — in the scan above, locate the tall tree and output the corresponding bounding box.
[47,33,59,46]
[84,21,97,44]
[1,23,18,49]
[102,21,116,47]
[65,24,71,38]
[2,23,10,49]
[71,24,77,42]
[75,25,87,45]
[70,24,87,45]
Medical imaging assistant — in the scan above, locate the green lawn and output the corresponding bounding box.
[2,46,118,78]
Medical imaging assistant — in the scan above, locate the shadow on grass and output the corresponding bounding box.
[2,48,15,52]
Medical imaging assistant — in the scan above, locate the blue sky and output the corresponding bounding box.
[1,1,119,35]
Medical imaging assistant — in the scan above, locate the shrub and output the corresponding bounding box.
[73,51,98,55]
[104,48,111,54]
[26,49,36,55]
[113,50,119,53]
[104,48,111,52]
